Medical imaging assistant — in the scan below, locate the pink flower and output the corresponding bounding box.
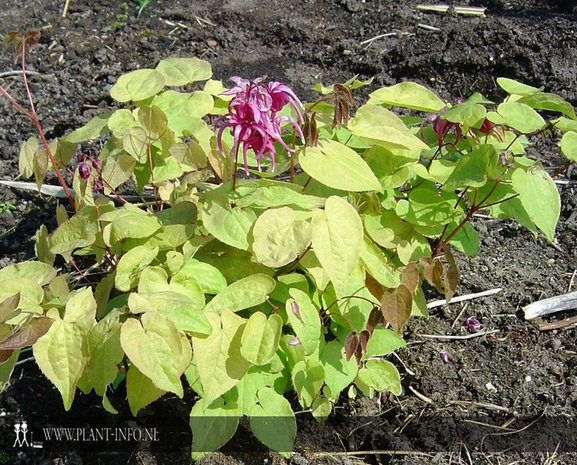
[431,107,463,147]
[215,77,304,174]
[464,316,485,333]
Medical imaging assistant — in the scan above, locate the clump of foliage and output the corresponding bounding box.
[0,30,575,458]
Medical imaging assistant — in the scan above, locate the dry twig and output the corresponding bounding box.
[524,291,577,320]
[415,329,499,340]
[62,0,71,18]
[539,315,577,331]
[427,288,502,309]
[416,4,486,16]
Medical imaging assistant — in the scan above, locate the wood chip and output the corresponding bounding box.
[523,291,577,320]
[539,315,577,331]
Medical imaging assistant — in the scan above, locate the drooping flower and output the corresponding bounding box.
[479,118,495,134]
[464,316,485,333]
[215,77,304,175]
[430,107,463,147]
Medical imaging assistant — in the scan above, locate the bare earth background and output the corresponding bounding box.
[0,1,576,464]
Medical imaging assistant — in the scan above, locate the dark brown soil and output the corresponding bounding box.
[0,1,576,464]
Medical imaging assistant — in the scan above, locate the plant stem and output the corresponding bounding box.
[275,245,311,277]
[433,188,478,257]
[301,175,312,193]
[290,128,296,183]
[232,155,238,192]
[480,193,519,209]
[100,178,128,205]
[323,295,380,315]
[0,41,77,209]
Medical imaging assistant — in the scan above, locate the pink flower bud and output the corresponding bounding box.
[287,337,301,346]
[291,301,302,322]
[78,162,91,180]
[91,158,102,171]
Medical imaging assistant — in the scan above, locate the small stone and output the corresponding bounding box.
[485,382,497,392]
[0,211,15,227]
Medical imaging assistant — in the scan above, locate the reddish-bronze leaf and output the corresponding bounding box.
[442,244,460,303]
[304,112,319,147]
[380,284,413,334]
[2,31,21,60]
[354,344,363,365]
[0,350,14,364]
[24,30,40,48]
[420,257,445,294]
[365,274,385,301]
[332,100,343,130]
[401,262,420,293]
[359,330,370,354]
[0,293,20,312]
[0,293,21,324]
[366,307,384,333]
[344,331,359,362]
[0,317,53,350]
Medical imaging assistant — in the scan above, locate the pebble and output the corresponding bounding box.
[551,338,562,350]
[0,211,15,227]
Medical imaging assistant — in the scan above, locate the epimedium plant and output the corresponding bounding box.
[1,30,576,458]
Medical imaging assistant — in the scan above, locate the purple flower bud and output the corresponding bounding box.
[464,316,485,334]
[93,181,103,193]
[291,301,302,322]
[78,162,91,180]
[287,337,301,347]
[76,153,88,163]
[91,158,102,171]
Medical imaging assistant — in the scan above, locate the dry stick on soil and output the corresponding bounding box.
[539,315,577,331]
[62,0,71,18]
[408,386,433,404]
[523,291,577,320]
[426,288,502,309]
[449,400,510,413]
[360,32,398,46]
[416,4,486,16]
[477,410,547,452]
[415,329,500,340]
[0,181,145,203]
[451,302,469,328]
[0,70,42,79]
[568,270,577,293]
[311,450,433,459]
[418,23,441,32]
